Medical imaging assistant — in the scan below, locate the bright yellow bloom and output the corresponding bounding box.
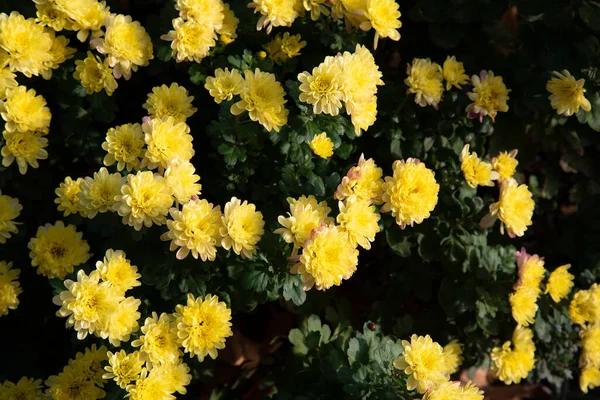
[46,366,105,400]
[381,158,439,228]
[73,52,118,96]
[361,0,402,49]
[393,334,449,394]
[330,0,368,27]
[132,312,181,365]
[466,70,510,122]
[490,341,536,385]
[339,45,384,106]
[176,0,224,27]
[55,177,86,217]
[294,223,358,290]
[0,86,51,134]
[569,285,600,326]
[0,376,43,400]
[78,167,124,218]
[91,14,153,80]
[103,350,144,389]
[546,70,591,116]
[0,68,17,100]
[303,0,330,20]
[69,344,108,387]
[164,158,202,203]
[143,83,197,123]
[512,325,535,353]
[442,56,469,90]
[125,368,172,400]
[28,221,90,279]
[174,293,233,361]
[580,323,600,367]
[274,195,333,251]
[442,340,463,375]
[161,18,216,63]
[51,0,110,42]
[230,69,288,132]
[309,132,334,159]
[205,68,245,104]
[102,123,145,172]
[0,191,21,243]
[142,116,194,170]
[422,380,484,400]
[43,33,76,80]
[460,144,498,187]
[217,4,239,44]
[509,285,540,326]
[0,261,21,317]
[161,198,223,261]
[250,0,300,34]
[220,197,264,259]
[405,58,444,108]
[264,32,306,64]
[492,150,518,180]
[515,248,546,290]
[346,96,378,135]
[117,171,174,231]
[107,295,141,346]
[545,264,574,303]
[1,130,48,175]
[298,56,344,116]
[335,154,384,204]
[150,359,192,395]
[95,249,141,295]
[581,365,600,394]
[337,195,380,250]
[35,2,73,32]
[482,178,534,238]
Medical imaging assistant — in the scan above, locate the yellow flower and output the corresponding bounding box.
[294,223,358,290]
[176,0,225,28]
[569,285,600,326]
[132,312,182,365]
[298,56,344,116]
[545,264,574,303]
[117,171,174,231]
[69,344,108,386]
[1,130,48,175]
[442,340,463,375]
[335,154,384,204]
[0,86,51,134]
[482,178,534,238]
[107,295,141,346]
[381,158,440,228]
[73,52,118,96]
[46,366,105,400]
[91,14,153,80]
[125,367,172,400]
[103,350,144,389]
[512,324,535,353]
[360,0,402,49]
[422,380,484,400]
[95,249,141,295]
[102,123,145,172]
[161,198,223,261]
[150,359,192,395]
[205,67,245,104]
[163,158,202,204]
[249,0,300,34]
[230,68,288,132]
[460,144,498,187]
[0,67,17,100]
[44,34,76,79]
[35,2,73,32]
[0,261,21,317]
[78,167,124,218]
[309,132,334,159]
[515,248,546,289]
[546,70,591,116]
[393,334,449,394]
[28,221,90,279]
[143,83,197,123]
[0,377,43,400]
[174,293,233,361]
[142,116,194,170]
[303,0,330,20]
[52,0,110,42]
[580,323,600,367]
[55,177,86,217]
[220,197,264,259]
[217,3,239,44]
[442,56,469,90]
[339,45,384,106]
[161,17,216,63]
[405,58,444,108]
[509,285,540,326]
[330,0,368,27]
[490,339,536,385]
[337,195,380,249]
[346,96,378,135]
[274,195,333,251]
[265,32,306,64]
[0,191,21,243]
[581,365,600,394]
[466,70,510,122]
[492,150,518,180]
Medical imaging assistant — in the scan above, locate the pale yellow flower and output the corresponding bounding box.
[1,130,48,175]
[74,52,118,96]
[220,197,264,259]
[547,70,591,116]
[205,68,245,104]
[143,82,197,123]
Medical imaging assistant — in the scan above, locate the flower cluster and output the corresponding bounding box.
[490,326,536,385]
[0,261,21,317]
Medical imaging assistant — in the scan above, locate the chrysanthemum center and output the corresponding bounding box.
[49,244,66,259]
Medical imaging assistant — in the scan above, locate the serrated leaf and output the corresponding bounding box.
[289,328,308,355]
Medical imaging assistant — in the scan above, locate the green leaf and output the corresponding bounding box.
[580,2,600,31]
[385,229,412,258]
[289,328,308,355]
[241,269,270,292]
[577,93,600,132]
[283,274,307,306]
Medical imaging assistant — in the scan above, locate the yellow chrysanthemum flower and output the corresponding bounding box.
[546,70,591,116]
[337,195,380,250]
[103,350,144,389]
[442,56,469,90]
[580,323,600,367]
[102,123,145,172]
[422,380,484,400]
[35,2,73,32]
[44,34,76,79]
[361,0,402,49]
[117,171,174,231]
[0,191,21,244]
[264,32,306,64]
[125,367,172,400]
[161,198,222,261]
[131,312,182,365]
[569,285,600,326]
[490,334,536,385]
[52,0,110,42]
[205,67,245,104]
[46,366,105,400]
[460,144,498,187]
[512,325,535,353]
[55,176,86,217]
[442,340,464,375]
[303,0,330,20]
[230,69,288,132]
[143,83,197,123]
[91,14,153,80]
[581,365,600,394]
[466,70,510,122]
[492,150,518,180]
[515,248,546,289]
[293,223,359,291]
[330,0,368,27]
[545,264,574,303]
[381,158,440,228]
[174,293,233,361]
[249,0,300,33]
[73,52,118,96]
[298,56,344,116]
[220,197,264,259]
[335,154,384,204]
[309,132,334,159]
[346,96,378,135]
[107,296,141,346]
[150,359,192,395]
[142,116,194,171]
[78,167,124,218]
[405,58,444,108]
[95,249,141,295]
[28,221,90,279]
[393,334,449,394]
[0,376,43,400]
[339,45,384,106]
[217,3,239,44]
[69,344,108,386]
[482,178,534,238]
[0,86,51,134]
[161,17,216,63]
[1,130,48,175]
[274,195,333,251]
[164,158,202,203]
[0,68,17,100]
[176,0,224,26]
[0,261,21,317]
[509,285,540,326]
